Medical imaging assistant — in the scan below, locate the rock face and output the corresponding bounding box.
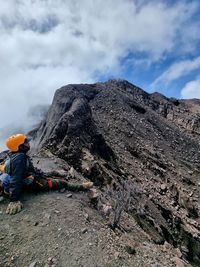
[32,80,200,266]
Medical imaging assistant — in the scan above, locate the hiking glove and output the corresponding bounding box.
[6,201,23,215]
[82,182,93,189]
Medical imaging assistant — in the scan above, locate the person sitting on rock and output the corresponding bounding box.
[0,134,93,215]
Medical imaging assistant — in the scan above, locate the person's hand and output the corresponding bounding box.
[82,182,93,189]
[6,201,23,215]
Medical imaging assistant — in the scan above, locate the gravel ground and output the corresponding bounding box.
[0,190,183,267]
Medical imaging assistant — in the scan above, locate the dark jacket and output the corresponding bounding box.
[8,152,41,202]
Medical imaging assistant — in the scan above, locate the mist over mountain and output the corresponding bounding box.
[0,104,49,151]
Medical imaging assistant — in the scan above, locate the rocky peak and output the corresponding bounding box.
[28,80,200,265]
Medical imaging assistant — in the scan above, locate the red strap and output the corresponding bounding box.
[48,179,53,189]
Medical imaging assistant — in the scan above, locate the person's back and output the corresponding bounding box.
[8,151,31,202]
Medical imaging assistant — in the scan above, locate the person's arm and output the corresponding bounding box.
[26,156,45,180]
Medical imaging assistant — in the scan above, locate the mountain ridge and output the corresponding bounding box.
[30,80,200,265]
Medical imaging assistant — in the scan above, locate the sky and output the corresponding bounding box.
[0,0,200,150]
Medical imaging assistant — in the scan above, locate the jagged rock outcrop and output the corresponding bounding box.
[29,80,200,266]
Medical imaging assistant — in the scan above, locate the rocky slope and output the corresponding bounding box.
[0,80,200,267]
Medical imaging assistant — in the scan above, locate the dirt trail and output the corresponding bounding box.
[0,190,185,267]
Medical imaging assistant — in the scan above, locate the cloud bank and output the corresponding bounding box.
[151,57,200,87]
[0,0,200,150]
[181,78,200,99]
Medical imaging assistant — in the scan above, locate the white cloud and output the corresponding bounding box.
[181,78,200,99]
[0,0,199,150]
[151,56,200,88]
